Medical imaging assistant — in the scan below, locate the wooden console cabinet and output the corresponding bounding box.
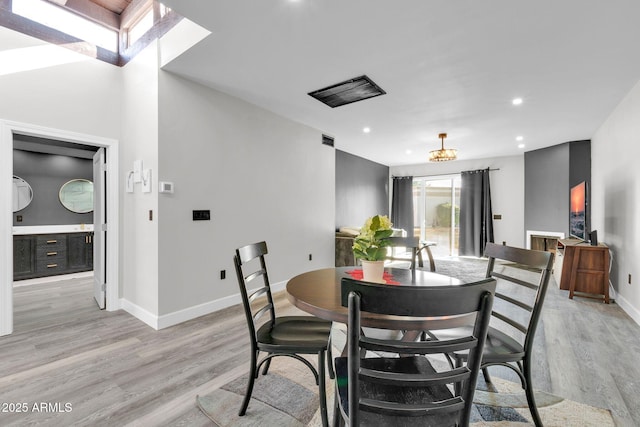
[554,238,610,303]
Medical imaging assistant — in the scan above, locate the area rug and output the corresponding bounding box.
[197,346,614,426]
[431,256,489,282]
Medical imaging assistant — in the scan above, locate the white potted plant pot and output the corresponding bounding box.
[361,260,385,283]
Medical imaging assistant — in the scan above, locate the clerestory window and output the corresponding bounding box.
[0,0,181,66]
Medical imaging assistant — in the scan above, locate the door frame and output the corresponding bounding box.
[1,120,120,336]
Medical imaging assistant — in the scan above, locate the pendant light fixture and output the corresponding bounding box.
[429,133,457,162]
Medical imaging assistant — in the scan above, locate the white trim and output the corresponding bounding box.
[615,293,640,327]
[154,280,287,330]
[120,298,159,330]
[0,123,13,336]
[13,224,94,235]
[525,230,565,249]
[0,120,120,336]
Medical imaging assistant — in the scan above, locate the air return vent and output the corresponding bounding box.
[322,134,334,147]
[308,75,386,108]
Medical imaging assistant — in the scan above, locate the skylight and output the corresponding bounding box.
[12,0,118,52]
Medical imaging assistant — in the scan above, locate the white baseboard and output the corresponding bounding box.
[615,293,640,327]
[120,298,160,330]
[120,280,287,331]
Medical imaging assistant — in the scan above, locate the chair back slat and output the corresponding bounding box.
[360,335,478,355]
[245,268,267,284]
[360,366,471,387]
[360,396,466,416]
[490,271,539,291]
[342,277,495,425]
[252,303,274,323]
[491,311,527,334]
[495,292,533,312]
[248,286,269,303]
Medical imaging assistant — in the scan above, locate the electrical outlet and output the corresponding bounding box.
[220,270,226,280]
[309,254,312,261]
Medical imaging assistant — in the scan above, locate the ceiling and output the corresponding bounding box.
[88,0,132,15]
[159,0,640,166]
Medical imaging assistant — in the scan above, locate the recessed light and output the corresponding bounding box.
[516,136,524,141]
[363,127,371,133]
[405,149,412,155]
[512,97,523,106]
[518,143,525,149]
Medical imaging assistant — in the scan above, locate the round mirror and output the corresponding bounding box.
[59,179,94,213]
[13,175,34,212]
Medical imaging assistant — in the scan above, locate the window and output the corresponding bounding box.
[413,176,461,257]
[2,0,181,66]
[127,4,172,48]
[12,0,118,52]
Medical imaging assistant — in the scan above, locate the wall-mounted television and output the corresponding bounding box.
[570,181,587,240]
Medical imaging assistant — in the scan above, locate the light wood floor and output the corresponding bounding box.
[1,274,639,426]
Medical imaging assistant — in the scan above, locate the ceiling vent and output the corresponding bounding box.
[322,134,335,147]
[308,75,386,108]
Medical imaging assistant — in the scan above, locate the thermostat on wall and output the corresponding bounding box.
[159,181,174,193]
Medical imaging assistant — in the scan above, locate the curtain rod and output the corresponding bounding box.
[392,168,500,179]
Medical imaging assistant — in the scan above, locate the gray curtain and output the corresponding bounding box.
[391,176,414,236]
[459,169,494,257]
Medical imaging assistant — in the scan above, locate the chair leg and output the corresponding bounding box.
[239,350,258,416]
[523,361,543,427]
[318,351,329,427]
[333,385,342,427]
[482,367,492,384]
[261,354,272,375]
[327,335,335,380]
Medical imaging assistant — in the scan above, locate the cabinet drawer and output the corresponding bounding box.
[36,258,68,273]
[36,247,67,259]
[36,235,67,251]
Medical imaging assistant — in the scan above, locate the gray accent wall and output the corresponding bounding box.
[335,150,389,229]
[13,150,94,226]
[524,140,591,239]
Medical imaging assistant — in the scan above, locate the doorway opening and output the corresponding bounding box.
[1,120,119,336]
[413,175,461,257]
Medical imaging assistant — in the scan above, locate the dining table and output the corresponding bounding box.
[286,266,475,331]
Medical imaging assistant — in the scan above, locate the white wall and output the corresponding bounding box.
[156,71,335,317]
[119,40,160,318]
[0,27,120,138]
[390,155,525,249]
[592,79,640,324]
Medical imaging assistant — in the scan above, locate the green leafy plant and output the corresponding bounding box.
[352,215,394,261]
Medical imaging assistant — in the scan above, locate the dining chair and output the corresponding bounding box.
[384,236,436,272]
[334,277,496,427]
[442,242,554,427]
[233,241,332,427]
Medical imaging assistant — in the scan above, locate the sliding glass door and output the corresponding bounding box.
[413,176,461,257]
